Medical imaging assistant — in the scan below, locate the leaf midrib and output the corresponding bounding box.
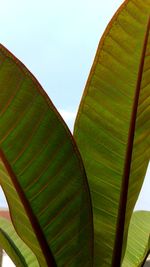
[0,149,57,267]
[111,16,150,267]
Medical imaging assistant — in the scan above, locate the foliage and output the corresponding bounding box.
[0,0,149,266]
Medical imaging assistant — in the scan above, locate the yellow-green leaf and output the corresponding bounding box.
[0,217,39,267]
[122,211,150,267]
[0,159,47,267]
[74,1,150,266]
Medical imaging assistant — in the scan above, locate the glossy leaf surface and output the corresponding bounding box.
[122,211,150,267]
[0,44,93,266]
[0,217,39,267]
[74,1,150,266]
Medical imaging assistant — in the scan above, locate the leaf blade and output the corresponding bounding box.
[74,1,150,266]
[112,17,150,267]
[0,217,39,267]
[0,156,48,267]
[0,44,93,266]
[122,211,150,267]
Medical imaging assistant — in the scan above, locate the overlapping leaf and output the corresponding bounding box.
[74,1,150,266]
[0,159,47,267]
[122,211,150,267]
[0,217,39,267]
[0,44,93,266]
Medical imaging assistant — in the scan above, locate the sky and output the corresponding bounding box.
[0,0,149,265]
[2,254,14,267]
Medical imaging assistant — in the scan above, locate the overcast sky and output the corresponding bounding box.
[0,0,149,242]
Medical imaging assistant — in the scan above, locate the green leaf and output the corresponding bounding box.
[0,44,93,266]
[0,217,39,267]
[122,211,150,267]
[74,1,150,266]
[0,159,48,267]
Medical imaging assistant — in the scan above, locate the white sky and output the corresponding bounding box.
[0,0,149,265]
[3,254,15,267]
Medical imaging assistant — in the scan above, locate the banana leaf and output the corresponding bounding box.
[74,1,150,266]
[0,44,93,266]
[0,159,47,267]
[122,211,150,267]
[0,217,39,267]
